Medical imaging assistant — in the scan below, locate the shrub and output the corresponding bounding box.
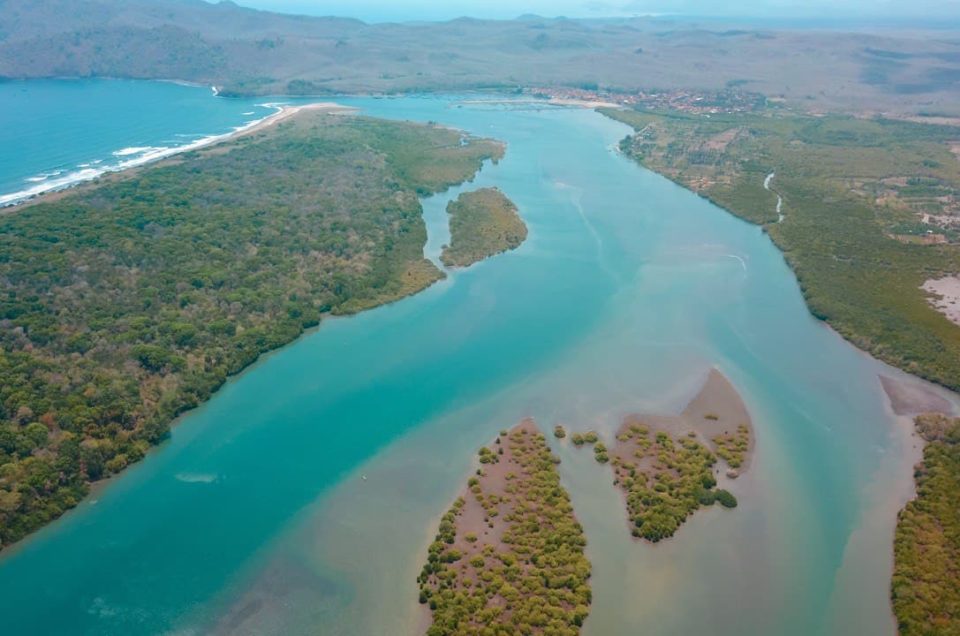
[715,489,738,508]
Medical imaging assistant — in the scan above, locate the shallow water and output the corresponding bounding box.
[0,86,939,635]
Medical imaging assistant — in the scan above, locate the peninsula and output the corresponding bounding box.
[0,108,505,549]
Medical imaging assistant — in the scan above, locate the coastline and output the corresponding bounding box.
[0,104,504,555]
[1,86,614,213]
[0,101,354,211]
[457,97,622,110]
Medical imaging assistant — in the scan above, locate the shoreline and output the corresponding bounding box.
[613,121,960,400]
[0,101,354,211]
[0,84,614,213]
[0,105,502,557]
[457,97,623,109]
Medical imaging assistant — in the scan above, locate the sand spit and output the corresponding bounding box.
[238,102,355,138]
[618,369,754,471]
[921,275,960,326]
[879,375,953,417]
[568,369,753,543]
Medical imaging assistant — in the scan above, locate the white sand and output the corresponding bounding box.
[241,102,354,136]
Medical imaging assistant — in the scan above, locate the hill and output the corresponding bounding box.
[1,0,959,114]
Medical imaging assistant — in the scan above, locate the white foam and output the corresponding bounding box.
[112,146,164,157]
[726,253,748,272]
[175,472,218,484]
[0,104,285,208]
[24,169,64,183]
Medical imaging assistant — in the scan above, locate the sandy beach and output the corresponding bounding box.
[0,101,354,211]
[235,102,355,138]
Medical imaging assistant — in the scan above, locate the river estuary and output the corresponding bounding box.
[0,82,940,635]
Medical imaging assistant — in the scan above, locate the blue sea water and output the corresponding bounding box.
[0,81,944,635]
[0,79,308,206]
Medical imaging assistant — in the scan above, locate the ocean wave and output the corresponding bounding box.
[113,146,166,157]
[0,104,285,208]
[24,170,64,183]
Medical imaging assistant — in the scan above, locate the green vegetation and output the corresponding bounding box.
[593,442,609,464]
[893,413,960,636]
[714,489,738,509]
[418,423,591,635]
[554,425,566,439]
[0,112,504,549]
[605,107,960,392]
[712,424,750,469]
[574,419,746,542]
[611,423,727,542]
[441,187,527,268]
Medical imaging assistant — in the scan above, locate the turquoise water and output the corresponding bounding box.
[0,83,941,635]
[0,79,307,206]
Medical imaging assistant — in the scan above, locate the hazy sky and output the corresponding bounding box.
[235,0,960,22]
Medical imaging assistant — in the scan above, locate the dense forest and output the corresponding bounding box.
[893,413,960,635]
[604,107,960,393]
[0,110,503,548]
[441,187,527,268]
